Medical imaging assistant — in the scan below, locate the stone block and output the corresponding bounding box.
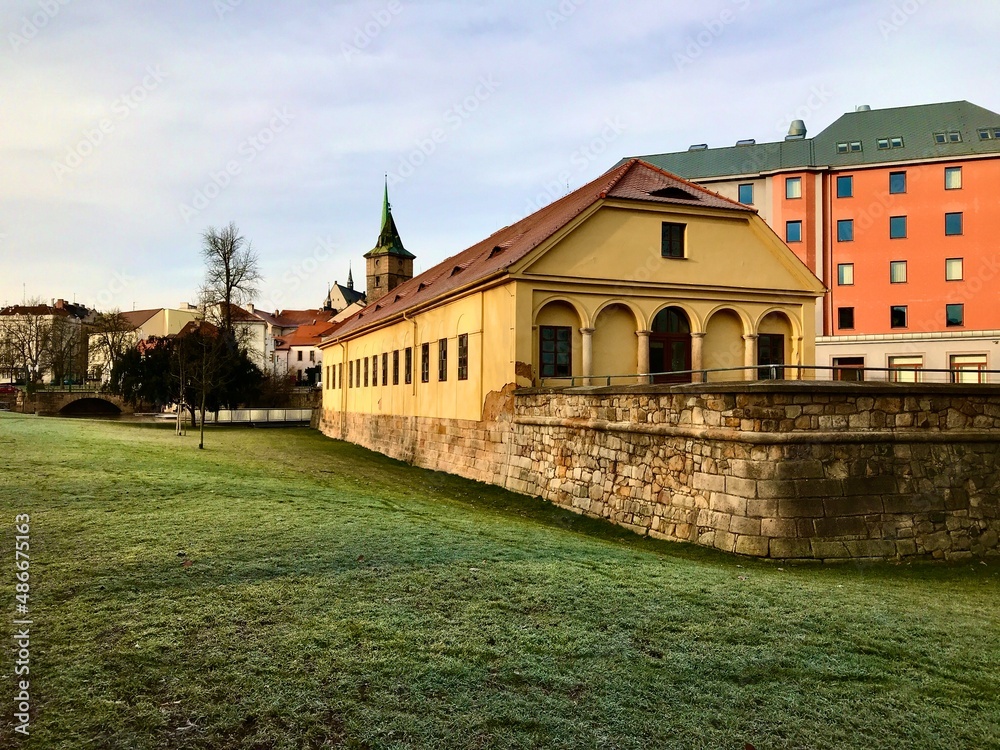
[844,475,897,496]
[810,540,851,559]
[795,478,845,498]
[758,479,797,500]
[710,492,747,516]
[920,530,952,552]
[845,540,898,558]
[778,498,825,518]
[769,538,813,559]
[824,495,884,517]
[895,539,918,557]
[713,531,737,553]
[692,472,726,493]
[723,475,756,498]
[746,498,779,518]
[776,460,826,480]
[730,516,761,536]
[735,535,769,557]
[813,516,867,538]
[761,517,798,538]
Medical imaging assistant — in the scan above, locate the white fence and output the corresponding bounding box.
[201,408,314,424]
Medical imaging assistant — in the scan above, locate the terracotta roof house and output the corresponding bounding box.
[318,159,823,435]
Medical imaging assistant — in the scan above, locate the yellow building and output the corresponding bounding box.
[318,159,825,426]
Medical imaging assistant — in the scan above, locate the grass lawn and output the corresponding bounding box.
[0,412,998,749]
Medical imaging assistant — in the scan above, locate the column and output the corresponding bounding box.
[580,327,595,385]
[690,332,706,383]
[636,330,651,385]
[792,335,804,380]
[743,334,758,381]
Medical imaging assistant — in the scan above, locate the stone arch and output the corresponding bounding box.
[534,299,584,383]
[755,309,797,378]
[703,307,749,382]
[649,305,693,383]
[647,301,702,333]
[592,303,639,382]
[59,397,122,416]
[532,296,589,329]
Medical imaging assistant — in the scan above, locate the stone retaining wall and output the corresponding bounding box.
[318,382,1000,561]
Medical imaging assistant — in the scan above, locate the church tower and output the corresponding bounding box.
[364,181,415,303]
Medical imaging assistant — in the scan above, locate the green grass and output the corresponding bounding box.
[0,413,998,749]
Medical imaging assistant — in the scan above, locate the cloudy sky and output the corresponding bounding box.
[2,0,998,312]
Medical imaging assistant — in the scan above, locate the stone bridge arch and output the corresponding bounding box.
[33,391,132,416]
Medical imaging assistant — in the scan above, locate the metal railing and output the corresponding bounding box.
[540,364,1000,387]
[186,408,314,424]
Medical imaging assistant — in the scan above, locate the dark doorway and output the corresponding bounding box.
[650,307,691,383]
[757,334,785,379]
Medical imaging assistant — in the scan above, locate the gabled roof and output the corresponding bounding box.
[275,321,342,350]
[119,309,161,329]
[328,159,752,341]
[331,282,366,307]
[625,100,1000,179]
[271,309,330,327]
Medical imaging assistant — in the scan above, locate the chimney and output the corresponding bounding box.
[785,120,807,140]
[248,303,255,313]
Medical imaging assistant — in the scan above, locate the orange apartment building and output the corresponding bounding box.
[627,101,1000,382]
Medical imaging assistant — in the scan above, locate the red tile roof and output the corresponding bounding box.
[328,159,753,340]
[120,309,161,329]
[275,321,342,350]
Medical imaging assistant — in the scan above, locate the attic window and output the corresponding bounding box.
[978,128,1000,140]
[393,293,403,302]
[648,186,699,201]
[488,245,506,259]
[418,282,429,291]
[836,141,863,153]
[935,131,962,144]
[877,137,904,150]
[374,304,382,311]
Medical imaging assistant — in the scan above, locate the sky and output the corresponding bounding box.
[2,0,999,313]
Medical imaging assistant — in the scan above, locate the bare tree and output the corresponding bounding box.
[199,222,262,334]
[0,300,52,388]
[47,315,83,385]
[89,310,135,382]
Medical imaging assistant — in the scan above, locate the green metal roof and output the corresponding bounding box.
[364,182,415,260]
[624,101,1000,179]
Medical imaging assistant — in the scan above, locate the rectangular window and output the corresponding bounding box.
[438,338,448,381]
[837,142,849,154]
[371,355,378,387]
[849,141,862,152]
[364,357,369,387]
[405,347,412,384]
[349,361,353,388]
[877,138,889,150]
[837,219,854,242]
[785,177,802,199]
[738,183,753,204]
[889,215,907,239]
[421,343,429,383]
[785,220,802,243]
[381,353,387,385]
[945,166,962,189]
[889,355,923,383]
[979,128,994,140]
[946,303,964,327]
[945,257,964,281]
[297,351,303,361]
[836,175,853,198]
[309,351,315,362]
[457,333,469,380]
[356,360,361,387]
[837,307,855,330]
[934,132,946,144]
[392,350,399,385]
[945,212,963,235]
[837,263,854,286]
[338,363,343,390]
[890,305,908,329]
[951,354,988,383]
[889,171,906,194]
[539,325,572,378]
[325,366,330,389]
[661,222,685,258]
[833,356,865,382]
[890,260,907,284]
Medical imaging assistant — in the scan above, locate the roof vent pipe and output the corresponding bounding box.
[856,104,872,112]
[786,119,807,138]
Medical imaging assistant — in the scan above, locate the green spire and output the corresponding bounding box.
[365,181,416,260]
